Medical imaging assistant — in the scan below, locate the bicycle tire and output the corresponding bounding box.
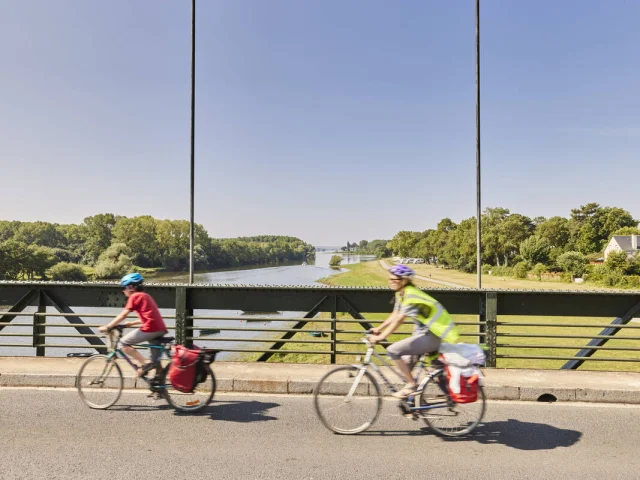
[313,365,382,435]
[416,373,486,437]
[163,364,216,413]
[76,354,123,409]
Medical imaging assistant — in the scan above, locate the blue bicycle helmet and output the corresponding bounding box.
[389,264,415,278]
[120,272,144,287]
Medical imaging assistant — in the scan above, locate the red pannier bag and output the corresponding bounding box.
[168,344,202,393]
[444,365,479,404]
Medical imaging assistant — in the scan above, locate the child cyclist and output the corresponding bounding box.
[99,273,168,377]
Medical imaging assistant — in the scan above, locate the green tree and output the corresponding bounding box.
[83,214,117,263]
[0,240,27,279]
[536,216,570,249]
[519,235,550,265]
[605,250,629,274]
[94,243,134,279]
[112,216,159,267]
[499,214,534,266]
[610,226,640,237]
[14,222,66,248]
[329,255,342,267]
[388,231,421,257]
[556,251,587,278]
[47,262,88,281]
[22,245,57,279]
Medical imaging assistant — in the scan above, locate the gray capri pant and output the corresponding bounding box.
[386,332,441,361]
[121,329,166,363]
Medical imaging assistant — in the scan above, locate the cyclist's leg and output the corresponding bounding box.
[121,329,163,369]
[388,333,441,396]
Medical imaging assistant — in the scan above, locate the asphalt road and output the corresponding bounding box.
[1,388,639,480]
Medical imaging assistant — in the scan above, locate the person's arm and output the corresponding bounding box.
[99,308,132,332]
[372,311,399,334]
[370,314,406,344]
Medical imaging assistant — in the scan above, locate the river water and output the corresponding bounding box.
[0,252,377,359]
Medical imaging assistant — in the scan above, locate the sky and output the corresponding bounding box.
[1,0,639,246]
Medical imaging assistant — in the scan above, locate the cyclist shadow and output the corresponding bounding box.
[439,418,583,450]
[173,400,280,423]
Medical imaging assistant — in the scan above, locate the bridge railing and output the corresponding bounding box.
[0,282,639,370]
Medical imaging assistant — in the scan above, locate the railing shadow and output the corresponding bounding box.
[173,400,280,423]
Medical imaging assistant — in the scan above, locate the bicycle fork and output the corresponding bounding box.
[345,366,368,402]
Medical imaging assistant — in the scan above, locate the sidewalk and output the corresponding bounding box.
[1,357,640,404]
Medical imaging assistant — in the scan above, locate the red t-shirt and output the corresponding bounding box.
[125,292,168,333]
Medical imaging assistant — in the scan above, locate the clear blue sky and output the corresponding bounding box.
[1,1,639,246]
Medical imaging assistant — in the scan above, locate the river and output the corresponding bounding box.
[0,252,376,359]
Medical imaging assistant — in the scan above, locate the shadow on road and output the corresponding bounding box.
[441,418,583,450]
[173,400,280,423]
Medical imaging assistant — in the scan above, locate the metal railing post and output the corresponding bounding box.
[485,291,497,367]
[330,295,337,364]
[33,290,46,356]
[175,286,187,346]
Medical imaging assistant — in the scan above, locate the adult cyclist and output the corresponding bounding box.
[369,264,460,398]
[98,273,168,377]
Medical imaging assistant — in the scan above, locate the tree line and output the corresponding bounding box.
[340,239,392,257]
[0,214,315,281]
[352,203,640,287]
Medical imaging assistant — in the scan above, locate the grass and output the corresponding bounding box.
[409,262,639,291]
[262,259,640,371]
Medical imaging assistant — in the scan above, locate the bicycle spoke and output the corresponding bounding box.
[314,365,381,434]
[76,355,123,409]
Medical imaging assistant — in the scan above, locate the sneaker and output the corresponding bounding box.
[392,384,417,399]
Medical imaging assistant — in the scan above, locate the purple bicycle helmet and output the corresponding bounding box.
[389,264,415,278]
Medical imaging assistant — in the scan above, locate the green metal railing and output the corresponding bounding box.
[0,282,639,369]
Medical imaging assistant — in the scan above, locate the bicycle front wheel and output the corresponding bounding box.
[416,374,486,437]
[164,364,216,413]
[76,354,123,409]
[313,365,381,434]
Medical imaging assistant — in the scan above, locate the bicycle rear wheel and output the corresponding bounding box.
[416,374,485,437]
[313,365,381,434]
[76,354,123,409]
[163,364,216,413]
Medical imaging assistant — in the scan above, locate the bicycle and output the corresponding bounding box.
[76,325,218,413]
[313,333,486,436]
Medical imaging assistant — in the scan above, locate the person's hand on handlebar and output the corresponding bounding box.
[98,325,111,333]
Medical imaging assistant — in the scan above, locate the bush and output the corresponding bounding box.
[94,243,133,279]
[560,272,573,283]
[491,266,512,277]
[605,250,629,274]
[557,251,586,278]
[513,261,529,279]
[329,255,342,267]
[603,273,625,287]
[47,262,88,281]
[481,264,492,274]
[585,264,608,281]
[531,263,546,280]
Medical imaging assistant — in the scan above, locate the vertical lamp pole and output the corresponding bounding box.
[189,0,196,284]
[475,0,482,289]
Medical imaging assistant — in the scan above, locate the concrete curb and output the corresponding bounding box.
[2,372,640,404]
